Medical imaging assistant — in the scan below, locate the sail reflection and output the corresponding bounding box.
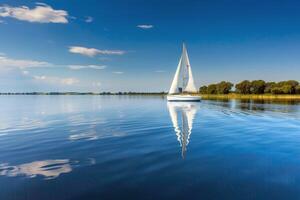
[167,102,199,158]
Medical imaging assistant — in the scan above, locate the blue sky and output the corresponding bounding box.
[1,0,300,92]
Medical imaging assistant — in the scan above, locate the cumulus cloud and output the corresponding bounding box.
[137,24,153,29]
[112,71,124,74]
[33,75,79,85]
[0,3,68,23]
[85,16,93,23]
[0,55,51,69]
[68,65,106,70]
[69,46,125,57]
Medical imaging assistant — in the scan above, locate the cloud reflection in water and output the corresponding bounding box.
[0,159,72,180]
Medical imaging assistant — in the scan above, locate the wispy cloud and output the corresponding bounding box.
[112,71,124,74]
[92,81,101,87]
[22,70,29,75]
[0,55,51,69]
[155,70,165,73]
[61,78,79,85]
[85,16,93,23]
[0,3,69,23]
[33,75,79,85]
[68,65,107,70]
[0,54,110,72]
[137,24,153,29]
[69,46,125,57]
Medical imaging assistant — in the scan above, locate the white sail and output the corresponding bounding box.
[168,56,182,94]
[182,44,197,93]
[168,43,197,94]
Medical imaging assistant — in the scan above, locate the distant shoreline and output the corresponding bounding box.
[0,92,167,96]
[2,93,300,101]
[200,93,300,100]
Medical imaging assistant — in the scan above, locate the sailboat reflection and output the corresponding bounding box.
[167,102,199,158]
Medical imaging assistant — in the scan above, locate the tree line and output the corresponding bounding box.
[199,80,300,95]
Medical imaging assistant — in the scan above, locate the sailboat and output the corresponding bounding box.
[167,43,201,101]
[167,101,199,158]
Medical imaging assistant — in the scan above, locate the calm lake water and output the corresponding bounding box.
[1,96,300,200]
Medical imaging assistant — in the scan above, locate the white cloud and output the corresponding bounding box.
[68,65,106,70]
[69,46,125,57]
[112,71,124,74]
[137,24,153,29]
[0,3,68,23]
[85,16,93,23]
[61,78,79,85]
[33,75,46,80]
[0,54,109,72]
[22,70,29,75]
[33,75,79,85]
[0,55,51,69]
[155,70,165,73]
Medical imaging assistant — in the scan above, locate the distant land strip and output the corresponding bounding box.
[0,92,167,95]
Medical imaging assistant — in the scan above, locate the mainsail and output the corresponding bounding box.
[168,43,198,94]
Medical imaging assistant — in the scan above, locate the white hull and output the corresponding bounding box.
[167,95,201,102]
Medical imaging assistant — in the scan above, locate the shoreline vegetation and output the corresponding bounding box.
[1,80,300,100]
[199,93,300,100]
[198,80,300,100]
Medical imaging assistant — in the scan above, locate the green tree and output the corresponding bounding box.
[286,80,299,87]
[207,84,217,94]
[235,80,251,94]
[264,82,276,93]
[199,86,208,94]
[271,80,299,94]
[295,85,300,94]
[281,85,293,94]
[216,81,233,94]
[250,80,265,94]
[271,87,283,94]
